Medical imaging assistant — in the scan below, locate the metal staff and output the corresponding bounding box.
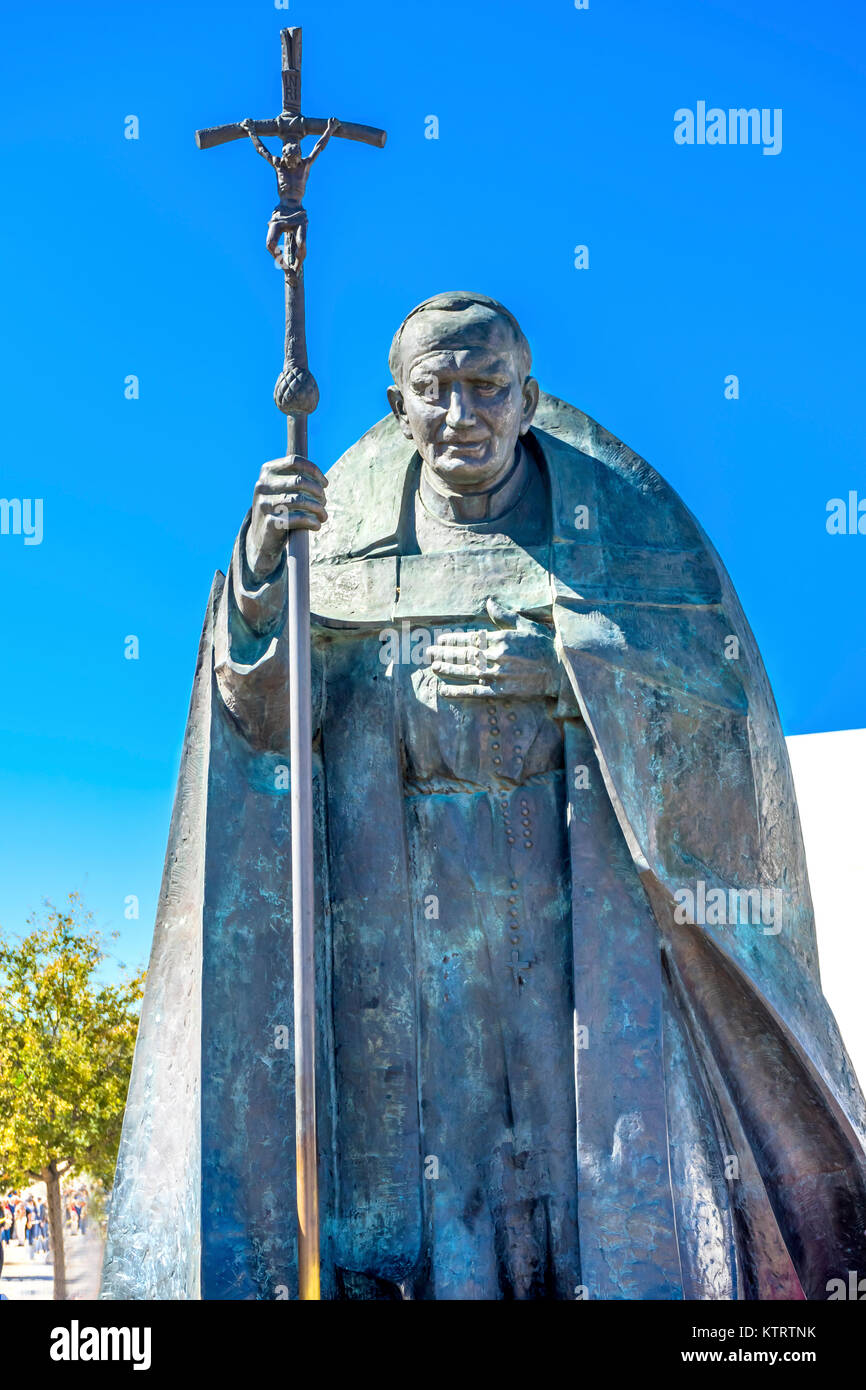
[195,24,386,1301]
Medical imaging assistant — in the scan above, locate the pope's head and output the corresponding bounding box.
[387,292,539,492]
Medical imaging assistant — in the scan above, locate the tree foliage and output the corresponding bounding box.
[0,894,144,1193]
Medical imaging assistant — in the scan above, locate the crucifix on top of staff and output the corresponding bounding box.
[240,113,340,279]
[195,26,386,1303]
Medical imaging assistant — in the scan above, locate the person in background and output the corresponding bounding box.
[65,1192,79,1235]
[1,1196,12,1246]
[13,1197,26,1245]
[24,1194,37,1259]
[34,1197,50,1261]
[74,1190,88,1237]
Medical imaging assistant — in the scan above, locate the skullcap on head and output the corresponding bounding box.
[389,291,532,383]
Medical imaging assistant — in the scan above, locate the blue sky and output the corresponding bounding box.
[1,0,864,970]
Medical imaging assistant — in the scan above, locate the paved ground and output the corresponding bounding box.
[1,1229,103,1300]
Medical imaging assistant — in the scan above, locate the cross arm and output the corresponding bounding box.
[195,115,386,151]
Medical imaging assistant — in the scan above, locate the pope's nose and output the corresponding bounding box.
[444,383,478,430]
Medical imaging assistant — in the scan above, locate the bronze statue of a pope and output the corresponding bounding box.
[103,291,866,1301]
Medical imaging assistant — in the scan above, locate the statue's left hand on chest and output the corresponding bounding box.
[425,599,559,701]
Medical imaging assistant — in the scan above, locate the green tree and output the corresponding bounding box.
[0,894,144,1299]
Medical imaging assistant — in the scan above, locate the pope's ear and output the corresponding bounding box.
[387,385,414,440]
[518,377,540,435]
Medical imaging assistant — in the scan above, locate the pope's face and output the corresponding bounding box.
[389,310,538,491]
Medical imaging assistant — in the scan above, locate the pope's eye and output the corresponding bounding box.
[474,381,501,395]
[411,376,440,402]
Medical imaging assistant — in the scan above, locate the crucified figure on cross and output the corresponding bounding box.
[239,115,340,277]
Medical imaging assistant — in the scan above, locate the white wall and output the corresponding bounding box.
[786,728,866,1086]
